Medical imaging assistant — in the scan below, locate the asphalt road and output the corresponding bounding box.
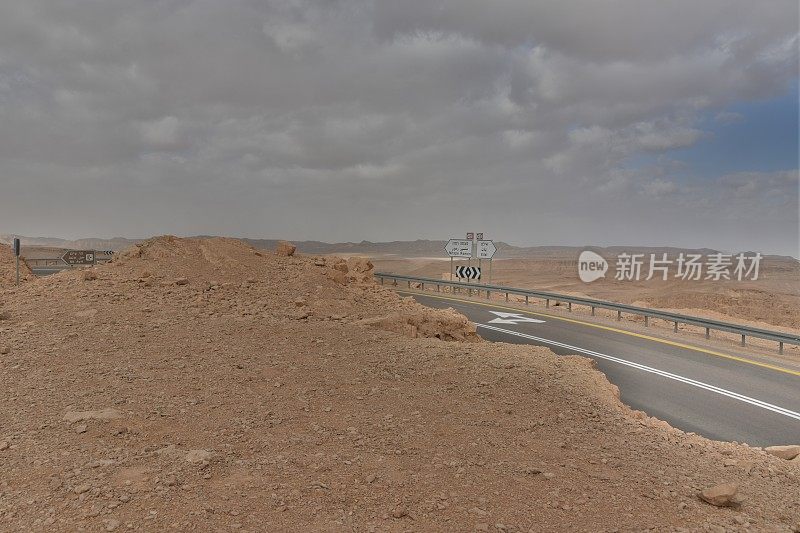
[401,291,800,447]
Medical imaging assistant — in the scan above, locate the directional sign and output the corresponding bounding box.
[455,266,481,280]
[61,250,95,266]
[12,238,20,257]
[445,239,473,258]
[487,311,545,325]
[476,240,496,259]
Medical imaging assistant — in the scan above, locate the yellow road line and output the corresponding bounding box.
[396,290,800,378]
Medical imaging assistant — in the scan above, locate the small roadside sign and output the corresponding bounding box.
[476,233,484,240]
[62,250,95,266]
[466,232,474,240]
[476,240,496,259]
[445,239,473,258]
[455,265,481,280]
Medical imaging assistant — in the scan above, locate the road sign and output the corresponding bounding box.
[455,265,481,280]
[466,232,474,240]
[445,239,473,258]
[476,240,496,259]
[476,233,484,240]
[61,250,95,266]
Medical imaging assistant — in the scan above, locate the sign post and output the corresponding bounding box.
[13,238,20,286]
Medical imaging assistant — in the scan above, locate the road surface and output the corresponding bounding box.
[400,291,800,447]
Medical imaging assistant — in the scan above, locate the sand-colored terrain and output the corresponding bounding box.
[0,237,798,531]
[372,255,800,331]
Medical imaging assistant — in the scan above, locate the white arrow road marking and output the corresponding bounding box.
[487,311,545,325]
[477,323,800,422]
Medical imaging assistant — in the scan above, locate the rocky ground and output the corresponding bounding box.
[0,237,798,532]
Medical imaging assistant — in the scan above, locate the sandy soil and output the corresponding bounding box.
[372,256,800,331]
[0,237,798,532]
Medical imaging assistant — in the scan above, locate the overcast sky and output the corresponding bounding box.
[1,1,798,255]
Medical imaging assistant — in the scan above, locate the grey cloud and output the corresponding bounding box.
[0,0,797,256]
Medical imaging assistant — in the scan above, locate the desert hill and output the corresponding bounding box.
[0,236,797,531]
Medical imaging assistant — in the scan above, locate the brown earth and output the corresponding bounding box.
[372,256,800,331]
[0,237,798,532]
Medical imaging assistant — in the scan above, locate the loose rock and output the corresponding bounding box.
[63,408,123,423]
[764,445,800,461]
[698,482,741,507]
[276,241,296,257]
[185,449,213,465]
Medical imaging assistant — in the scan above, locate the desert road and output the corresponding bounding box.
[399,291,800,447]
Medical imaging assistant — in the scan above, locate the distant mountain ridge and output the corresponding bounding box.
[1,234,795,261]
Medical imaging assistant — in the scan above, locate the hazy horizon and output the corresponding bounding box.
[4,231,799,259]
[0,1,797,256]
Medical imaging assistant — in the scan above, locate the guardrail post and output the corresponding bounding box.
[779,342,784,354]
[421,283,425,291]
[380,277,385,285]
[408,281,411,288]
[546,299,550,308]
[525,295,528,305]
[705,327,710,339]
[617,311,621,321]
[567,302,572,312]
[591,307,595,316]
[644,316,648,327]
[506,292,509,301]
[486,290,490,299]
[674,321,678,333]
[741,334,745,347]
[437,284,440,292]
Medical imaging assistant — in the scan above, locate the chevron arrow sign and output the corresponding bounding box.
[455,266,481,280]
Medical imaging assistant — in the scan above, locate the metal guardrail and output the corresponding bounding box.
[375,272,800,354]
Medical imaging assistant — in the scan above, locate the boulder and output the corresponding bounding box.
[276,241,296,257]
[698,482,741,507]
[764,445,800,461]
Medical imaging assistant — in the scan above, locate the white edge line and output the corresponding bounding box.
[477,323,800,422]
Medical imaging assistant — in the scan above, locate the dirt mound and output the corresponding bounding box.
[0,242,32,288]
[0,236,798,531]
[359,306,480,341]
